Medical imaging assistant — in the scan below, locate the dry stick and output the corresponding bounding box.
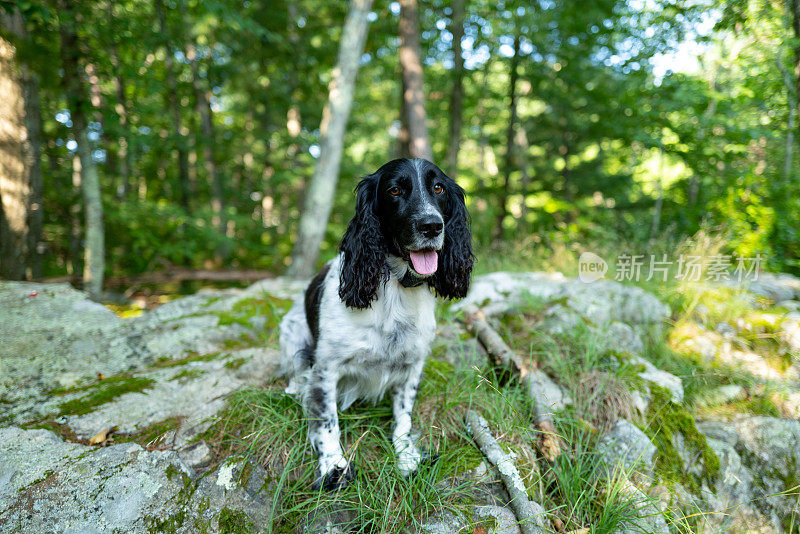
[466,410,547,534]
[463,306,562,461]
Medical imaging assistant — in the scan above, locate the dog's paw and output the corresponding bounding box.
[313,463,356,491]
[399,448,439,478]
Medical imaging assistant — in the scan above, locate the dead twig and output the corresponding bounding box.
[466,409,547,534]
[463,305,562,460]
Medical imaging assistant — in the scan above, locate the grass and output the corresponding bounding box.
[83,228,795,531]
[201,345,679,532]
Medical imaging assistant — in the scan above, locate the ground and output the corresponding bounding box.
[0,269,798,533]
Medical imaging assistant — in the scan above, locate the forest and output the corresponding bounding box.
[1,0,799,294]
[3,1,800,532]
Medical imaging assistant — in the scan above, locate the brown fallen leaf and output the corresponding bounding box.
[472,527,488,534]
[551,516,565,532]
[89,426,118,446]
[96,372,105,380]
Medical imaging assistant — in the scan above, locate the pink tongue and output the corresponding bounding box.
[409,250,438,275]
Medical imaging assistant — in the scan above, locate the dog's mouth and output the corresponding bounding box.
[406,248,439,276]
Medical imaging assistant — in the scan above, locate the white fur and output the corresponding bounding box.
[279,254,436,481]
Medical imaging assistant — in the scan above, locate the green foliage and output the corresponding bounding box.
[10,0,796,282]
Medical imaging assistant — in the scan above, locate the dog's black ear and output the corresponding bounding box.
[430,177,473,299]
[339,173,387,309]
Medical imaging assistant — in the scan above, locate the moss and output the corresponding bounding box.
[154,352,222,368]
[145,509,187,534]
[217,507,254,534]
[644,385,720,494]
[24,469,55,489]
[737,396,781,417]
[57,376,155,416]
[220,334,257,350]
[224,357,247,370]
[49,373,146,396]
[170,368,205,382]
[608,351,647,390]
[214,295,292,342]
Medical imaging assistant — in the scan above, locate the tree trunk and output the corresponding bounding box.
[58,0,105,299]
[286,2,303,143]
[494,32,520,239]
[0,10,42,280]
[287,0,374,278]
[156,0,191,210]
[398,73,411,157]
[187,43,227,252]
[106,2,132,200]
[445,0,465,177]
[515,127,531,223]
[650,145,665,240]
[398,0,433,161]
[790,0,800,146]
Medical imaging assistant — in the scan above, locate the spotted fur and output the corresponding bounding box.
[278,158,473,490]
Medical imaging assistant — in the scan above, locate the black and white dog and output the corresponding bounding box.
[279,158,473,490]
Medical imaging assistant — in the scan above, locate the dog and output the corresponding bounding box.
[278,158,473,490]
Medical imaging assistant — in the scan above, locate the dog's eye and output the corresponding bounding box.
[433,184,444,194]
[389,186,401,196]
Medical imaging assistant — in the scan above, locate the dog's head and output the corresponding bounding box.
[339,158,473,309]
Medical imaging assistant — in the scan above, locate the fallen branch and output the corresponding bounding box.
[463,305,562,460]
[466,410,547,534]
[39,268,275,288]
[463,305,527,372]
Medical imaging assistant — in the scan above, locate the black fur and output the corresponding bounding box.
[305,262,331,344]
[338,173,388,309]
[428,179,474,299]
[338,159,473,308]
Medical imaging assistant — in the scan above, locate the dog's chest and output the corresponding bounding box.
[323,279,436,366]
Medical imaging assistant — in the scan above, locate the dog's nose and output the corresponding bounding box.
[416,217,443,238]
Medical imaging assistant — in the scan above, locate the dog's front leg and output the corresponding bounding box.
[392,358,426,476]
[305,368,354,490]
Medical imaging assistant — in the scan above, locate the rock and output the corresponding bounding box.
[697,421,739,447]
[524,368,571,414]
[702,438,763,529]
[418,510,466,534]
[701,417,800,528]
[60,347,280,445]
[452,272,567,317]
[179,440,213,470]
[613,480,669,534]
[0,428,271,533]
[473,505,523,534]
[602,321,645,355]
[773,389,800,419]
[746,273,800,303]
[630,356,684,403]
[597,419,657,476]
[0,283,292,425]
[674,326,793,381]
[780,312,800,355]
[695,384,746,408]
[454,272,670,329]
[715,322,736,338]
[434,323,488,371]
